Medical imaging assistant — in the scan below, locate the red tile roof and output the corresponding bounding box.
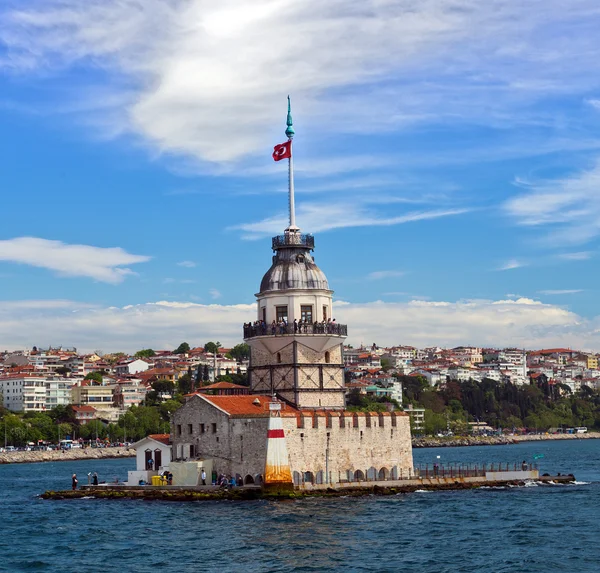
[71,405,97,413]
[148,434,171,445]
[199,394,296,418]
[198,381,247,390]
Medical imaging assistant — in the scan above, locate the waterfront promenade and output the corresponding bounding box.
[0,446,135,464]
[412,431,600,447]
[2,432,598,463]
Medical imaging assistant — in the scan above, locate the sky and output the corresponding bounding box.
[1,0,600,352]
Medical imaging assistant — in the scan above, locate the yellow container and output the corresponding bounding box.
[151,475,162,486]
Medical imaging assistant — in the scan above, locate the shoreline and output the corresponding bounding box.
[413,432,600,448]
[2,432,598,464]
[0,447,135,465]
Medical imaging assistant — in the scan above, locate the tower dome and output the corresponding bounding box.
[259,234,330,293]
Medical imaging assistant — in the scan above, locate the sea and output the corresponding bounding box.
[1,439,599,573]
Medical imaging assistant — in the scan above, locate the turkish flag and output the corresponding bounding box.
[273,141,291,161]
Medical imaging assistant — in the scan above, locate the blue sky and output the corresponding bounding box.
[1,0,600,352]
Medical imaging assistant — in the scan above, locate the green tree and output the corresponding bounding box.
[174,342,190,355]
[202,364,210,382]
[204,341,221,354]
[152,379,175,396]
[177,373,193,395]
[135,349,156,358]
[84,371,103,383]
[227,343,250,361]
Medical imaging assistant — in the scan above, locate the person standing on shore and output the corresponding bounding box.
[72,474,78,490]
[201,469,206,486]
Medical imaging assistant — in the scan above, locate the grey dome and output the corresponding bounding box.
[260,248,330,293]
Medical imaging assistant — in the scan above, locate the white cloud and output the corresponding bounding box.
[0,296,598,353]
[368,271,405,280]
[538,289,583,295]
[504,161,600,246]
[177,260,196,268]
[557,251,592,261]
[209,289,222,300]
[3,1,600,164]
[0,237,150,283]
[497,259,528,271]
[232,201,469,238]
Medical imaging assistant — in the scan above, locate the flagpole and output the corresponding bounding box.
[285,95,297,231]
[288,139,295,229]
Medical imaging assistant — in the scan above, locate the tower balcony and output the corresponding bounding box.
[272,234,314,250]
[243,322,347,340]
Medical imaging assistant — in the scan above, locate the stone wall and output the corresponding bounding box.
[171,395,268,480]
[283,412,413,484]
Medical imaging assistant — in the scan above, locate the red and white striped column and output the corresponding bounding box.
[264,401,293,486]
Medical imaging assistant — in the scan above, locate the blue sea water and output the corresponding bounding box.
[0,440,599,573]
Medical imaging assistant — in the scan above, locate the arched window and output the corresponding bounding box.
[325,351,330,364]
[277,352,282,364]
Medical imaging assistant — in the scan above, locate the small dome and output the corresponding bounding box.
[260,249,330,293]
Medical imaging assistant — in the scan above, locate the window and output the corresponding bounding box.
[188,424,193,434]
[325,351,330,364]
[276,306,288,323]
[277,352,282,364]
[301,305,313,323]
[199,423,205,433]
[262,307,266,323]
[211,423,217,434]
[189,444,195,458]
[177,424,182,436]
[323,305,328,321]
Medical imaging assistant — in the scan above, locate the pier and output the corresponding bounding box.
[41,467,575,501]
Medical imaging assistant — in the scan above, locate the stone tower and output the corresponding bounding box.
[243,98,347,409]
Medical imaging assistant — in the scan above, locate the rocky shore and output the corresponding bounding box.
[412,431,600,448]
[0,447,135,465]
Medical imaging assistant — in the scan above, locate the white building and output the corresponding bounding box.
[0,375,47,412]
[115,358,152,377]
[45,378,73,408]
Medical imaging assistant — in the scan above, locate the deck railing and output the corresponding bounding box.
[243,322,347,339]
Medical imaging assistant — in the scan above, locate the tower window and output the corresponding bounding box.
[262,307,266,323]
[276,306,288,323]
[277,352,282,364]
[323,305,328,321]
[325,351,330,364]
[301,305,313,323]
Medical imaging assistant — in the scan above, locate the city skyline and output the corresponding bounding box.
[1,1,600,351]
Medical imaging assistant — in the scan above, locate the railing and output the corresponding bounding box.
[272,234,315,250]
[294,462,539,486]
[243,323,347,339]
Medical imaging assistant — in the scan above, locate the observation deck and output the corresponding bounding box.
[272,234,314,251]
[243,322,347,340]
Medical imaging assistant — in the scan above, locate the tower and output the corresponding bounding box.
[244,98,347,409]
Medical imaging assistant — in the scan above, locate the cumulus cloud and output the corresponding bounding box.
[0,237,150,283]
[3,1,600,164]
[0,296,598,353]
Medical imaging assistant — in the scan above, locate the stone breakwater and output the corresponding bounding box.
[41,474,575,502]
[0,447,135,465]
[412,432,600,448]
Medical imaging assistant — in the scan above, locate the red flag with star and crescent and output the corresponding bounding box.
[272,141,291,161]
